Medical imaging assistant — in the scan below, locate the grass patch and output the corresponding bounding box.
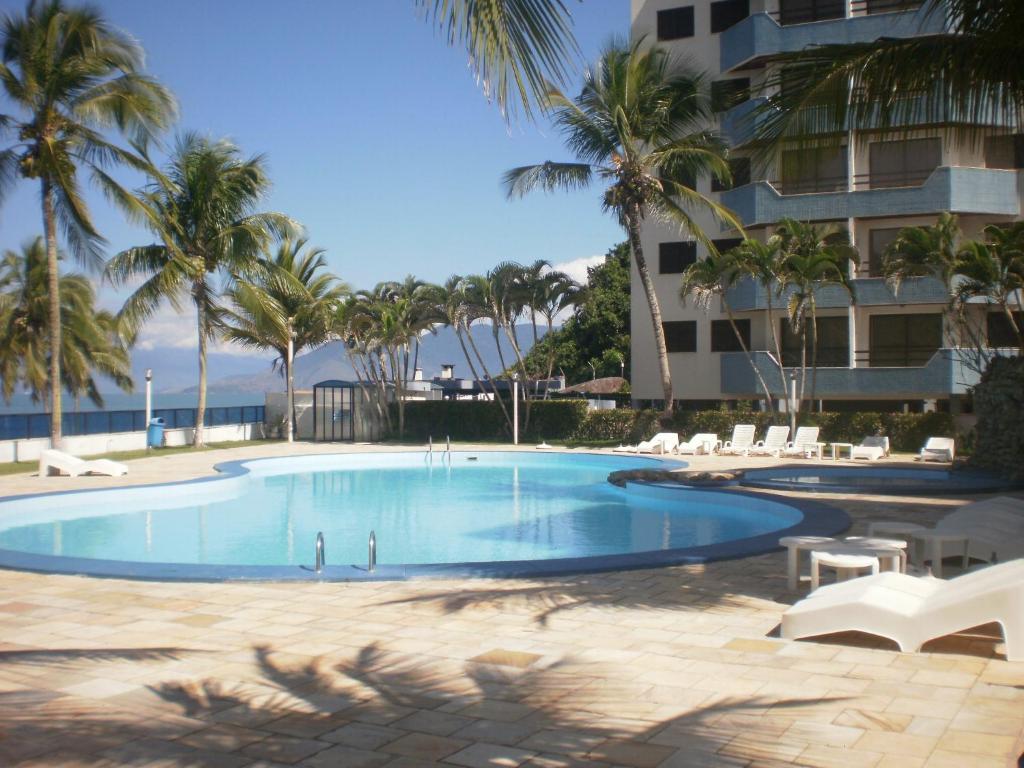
[0,439,275,477]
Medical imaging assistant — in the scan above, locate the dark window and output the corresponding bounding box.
[659,242,697,274]
[984,134,1024,170]
[780,148,847,194]
[712,237,745,254]
[711,0,749,32]
[781,316,850,367]
[779,0,844,25]
[987,312,1024,347]
[869,313,942,366]
[711,78,751,112]
[663,321,697,353]
[711,319,751,352]
[865,0,923,13]
[712,157,751,192]
[868,228,902,277]
[869,138,941,188]
[657,6,694,40]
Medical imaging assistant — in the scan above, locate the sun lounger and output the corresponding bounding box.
[749,425,790,457]
[918,436,955,462]
[612,433,679,455]
[851,435,889,461]
[39,449,128,478]
[676,433,719,455]
[720,424,756,456]
[781,559,1024,660]
[782,426,822,458]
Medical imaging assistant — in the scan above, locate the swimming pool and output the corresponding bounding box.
[740,465,1015,495]
[0,451,847,580]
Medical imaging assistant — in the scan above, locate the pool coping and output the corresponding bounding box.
[0,451,850,582]
[738,463,1022,496]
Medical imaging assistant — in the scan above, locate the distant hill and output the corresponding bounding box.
[166,324,546,394]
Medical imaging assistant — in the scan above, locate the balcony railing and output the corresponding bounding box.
[725,275,949,311]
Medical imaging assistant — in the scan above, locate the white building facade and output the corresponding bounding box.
[629,0,1022,412]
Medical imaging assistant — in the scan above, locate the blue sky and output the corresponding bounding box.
[0,0,629,315]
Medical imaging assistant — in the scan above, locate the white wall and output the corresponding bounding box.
[0,422,263,464]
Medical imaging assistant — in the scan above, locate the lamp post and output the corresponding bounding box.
[286,318,295,444]
[789,371,797,436]
[145,369,153,450]
[511,372,519,446]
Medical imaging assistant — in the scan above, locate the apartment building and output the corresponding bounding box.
[629,0,1023,412]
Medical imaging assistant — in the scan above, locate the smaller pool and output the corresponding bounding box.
[741,466,1015,496]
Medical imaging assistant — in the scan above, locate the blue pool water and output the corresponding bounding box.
[0,452,808,572]
[741,466,1012,495]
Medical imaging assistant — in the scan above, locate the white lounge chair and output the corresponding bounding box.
[851,435,889,461]
[720,424,756,456]
[782,426,822,458]
[39,449,128,478]
[781,559,1024,660]
[918,436,955,462]
[676,433,719,455]
[636,432,679,455]
[749,425,790,457]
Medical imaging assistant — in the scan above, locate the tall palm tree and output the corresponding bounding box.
[882,212,961,294]
[754,0,1024,149]
[0,0,176,444]
[504,40,741,415]
[954,224,1024,350]
[106,134,296,447]
[0,237,132,407]
[223,238,349,442]
[680,249,776,409]
[731,237,787,388]
[418,0,579,120]
[776,219,856,410]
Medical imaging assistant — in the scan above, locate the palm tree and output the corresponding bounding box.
[776,219,856,410]
[106,134,296,447]
[754,0,1024,149]
[731,237,787,390]
[680,249,776,409]
[0,0,176,445]
[418,0,579,120]
[223,239,349,443]
[504,40,741,415]
[0,237,132,407]
[882,212,961,294]
[954,224,1024,350]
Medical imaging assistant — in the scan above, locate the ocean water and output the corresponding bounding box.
[0,392,264,415]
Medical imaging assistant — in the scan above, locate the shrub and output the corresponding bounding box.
[574,409,638,441]
[969,356,1024,480]
[524,400,589,441]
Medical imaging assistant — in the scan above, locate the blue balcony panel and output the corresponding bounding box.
[725,276,948,311]
[721,168,1021,227]
[720,348,994,398]
[720,5,944,73]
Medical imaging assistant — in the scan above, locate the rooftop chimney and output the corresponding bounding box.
[440,363,454,380]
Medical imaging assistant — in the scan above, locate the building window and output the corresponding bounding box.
[984,134,1024,169]
[781,316,849,367]
[657,6,694,40]
[711,319,750,352]
[780,148,847,194]
[711,78,751,112]
[869,313,942,366]
[779,0,844,25]
[711,0,750,33]
[712,237,745,254]
[868,227,902,277]
[987,312,1023,347]
[663,321,697,353]
[711,157,751,192]
[868,138,941,188]
[865,0,923,14]
[659,242,697,274]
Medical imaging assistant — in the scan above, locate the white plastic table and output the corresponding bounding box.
[780,535,906,590]
[811,550,879,590]
[913,530,969,578]
[830,442,854,460]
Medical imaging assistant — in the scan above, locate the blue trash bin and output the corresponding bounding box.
[147,417,165,448]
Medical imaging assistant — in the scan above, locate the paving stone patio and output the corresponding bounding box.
[0,442,1021,766]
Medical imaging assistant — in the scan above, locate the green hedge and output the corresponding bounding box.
[397,400,952,452]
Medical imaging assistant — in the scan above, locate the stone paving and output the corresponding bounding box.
[0,442,1022,767]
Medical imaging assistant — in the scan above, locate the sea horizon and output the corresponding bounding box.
[0,391,268,415]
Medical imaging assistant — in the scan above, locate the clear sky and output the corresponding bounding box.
[0,0,629,308]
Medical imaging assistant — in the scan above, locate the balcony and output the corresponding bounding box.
[720,98,766,146]
[720,3,943,73]
[720,348,995,398]
[725,276,949,311]
[720,167,1022,227]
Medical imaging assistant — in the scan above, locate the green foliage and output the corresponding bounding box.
[523,400,589,441]
[969,356,1024,480]
[521,242,631,384]
[398,401,510,442]
[572,409,638,441]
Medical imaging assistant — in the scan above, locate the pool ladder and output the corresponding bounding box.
[313,531,376,574]
[426,435,452,464]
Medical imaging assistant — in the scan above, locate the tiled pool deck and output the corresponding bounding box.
[0,442,1021,767]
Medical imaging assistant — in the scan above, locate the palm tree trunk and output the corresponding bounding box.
[809,304,820,409]
[194,287,208,448]
[492,323,509,373]
[544,316,556,400]
[766,295,785,410]
[626,213,673,416]
[798,324,807,414]
[466,322,513,431]
[42,180,62,448]
[723,301,774,410]
[500,321,532,430]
